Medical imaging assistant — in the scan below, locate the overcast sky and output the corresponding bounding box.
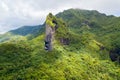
[0,0,120,34]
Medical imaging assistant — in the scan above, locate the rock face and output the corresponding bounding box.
[44,13,70,51]
[45,24,55,51]
[44,13,56,51]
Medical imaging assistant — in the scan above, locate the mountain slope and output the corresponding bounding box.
[0,9,120,80]
[0,24,44,42]
[9,25,43,36]
[56,8,120,62]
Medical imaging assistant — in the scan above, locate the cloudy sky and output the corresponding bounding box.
[0,0,120,34]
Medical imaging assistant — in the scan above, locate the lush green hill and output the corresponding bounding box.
[9,25,43,36]
[0,9,120,80]
[0,24,44,42]
[56,8,120,62]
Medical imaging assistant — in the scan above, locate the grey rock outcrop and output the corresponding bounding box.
[45,24,55,51]
[44,13,69,51]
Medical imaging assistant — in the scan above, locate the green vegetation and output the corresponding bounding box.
[0,9,120,80]
[56,8,120,62]
[0,25,43,42]
[55,18,70,39]
[46,13,56,28]
[0,35,120,80]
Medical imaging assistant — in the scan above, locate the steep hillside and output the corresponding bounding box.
[56,8,120,62]
[0,9,120,80]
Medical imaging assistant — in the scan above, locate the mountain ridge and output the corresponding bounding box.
[9,25,42,36]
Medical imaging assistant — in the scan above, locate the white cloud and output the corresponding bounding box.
[0,0,120,34]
